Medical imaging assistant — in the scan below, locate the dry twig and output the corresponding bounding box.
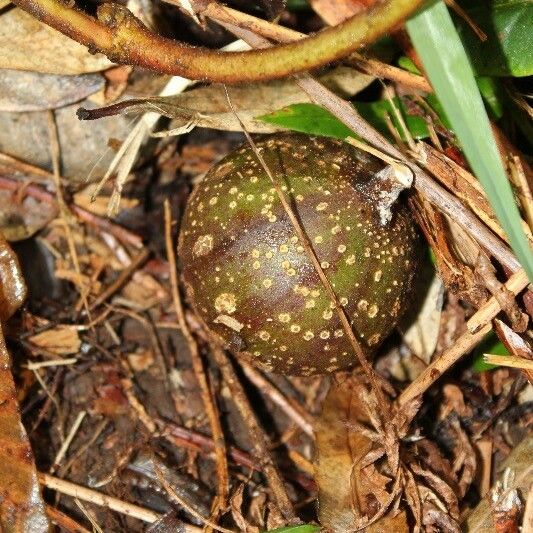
[163,199,229,518]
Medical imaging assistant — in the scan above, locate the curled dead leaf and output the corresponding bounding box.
[28,325,81,356]
[314,376,408,532]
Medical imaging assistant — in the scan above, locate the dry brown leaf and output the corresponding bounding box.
[0,9,112,74]
[230,484,260,533]
[73,190,139,217]
[28,325,81,356]
[80,66,374,135]
[0,69,104,112]
[0,237,49,531]
[127,349,155,372]
[315,376,408,532]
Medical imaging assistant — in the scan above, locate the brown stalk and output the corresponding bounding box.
[163,200,229,519]
[12,0,424,83]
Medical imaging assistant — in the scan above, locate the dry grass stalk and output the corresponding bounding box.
[163,199,229,518]
[398,269,529,408]
[38,472,164,524]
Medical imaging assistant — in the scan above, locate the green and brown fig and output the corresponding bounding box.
[178,133,422,375]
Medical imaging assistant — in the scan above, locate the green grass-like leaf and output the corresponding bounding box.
[406,0,533,281]
[259,99,438,142]
[472,332,509,372]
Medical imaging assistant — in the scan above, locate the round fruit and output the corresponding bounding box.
[178,133,421,375]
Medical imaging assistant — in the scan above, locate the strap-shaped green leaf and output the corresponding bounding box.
[406,0,533,280]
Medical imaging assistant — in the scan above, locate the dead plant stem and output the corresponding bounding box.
[398,269,529,407]
[163,199,229,517]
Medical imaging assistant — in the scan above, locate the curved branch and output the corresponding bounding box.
[12,0,424,83]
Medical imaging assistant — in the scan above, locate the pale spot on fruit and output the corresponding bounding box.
[279,244,289,253]
[193,235,213,257]
[214,293,237,314]
[331,225,341,235]
[252,249,261,258]
[374,270,383,282]
[340,297,348,306]
[263,279,273,288]
[322,309,333,320]
[320,330,330,339]
[357,299,368,312]
[337,244,347,253]
[278,313,291,323]
[314,236,323,244]
[290,324,301,333]
[253,261,261,270]
[306,299,316,309]
[368,304,378,318]
[346,254,356,265]
[334,329,344,338]
[316,202,328,211]
[303,330,315,341]
[209,197,218,205]
[258,330,270,341]
[320,261,330,269]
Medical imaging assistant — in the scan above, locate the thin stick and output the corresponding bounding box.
[240,364,314,437]
[398,269,529,407]
[163,199,229,516]
[45,504,92,533]
[25,358,78,370]
[38,472,161,523]
[88,248,150,311]
[483,354,533,371]
[219,21,522,276]
[153,464,233,533]
[211,345,297,522]
[47,111,91,319]
[50,410,87,474]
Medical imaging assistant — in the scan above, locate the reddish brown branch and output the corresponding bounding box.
[12,0,424,83]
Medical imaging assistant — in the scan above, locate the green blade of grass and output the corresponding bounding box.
[406,0,533,281]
